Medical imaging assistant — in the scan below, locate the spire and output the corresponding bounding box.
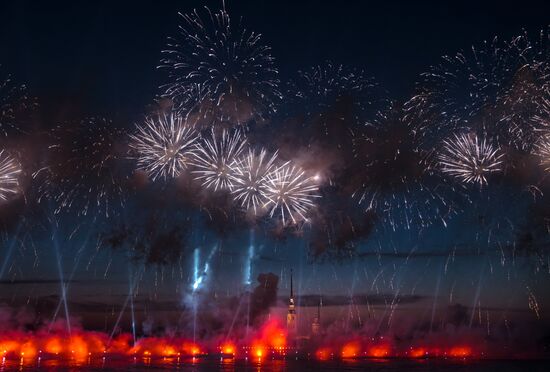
[317,296,321,320]
[290,269,293,298]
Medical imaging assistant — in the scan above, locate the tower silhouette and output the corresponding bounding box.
[287,269,296,333]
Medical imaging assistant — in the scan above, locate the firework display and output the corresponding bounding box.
[158,6,281,126]
[291,62,382,121]
[0,149,21,202]
[263,162,319,225]
[130,112,200,181]
[438,133,504,186]
[231,148,278,215]
[536,134,550,172]
[352,103,455,229]
[2,4,550,369]
[192,128,247,191]
[406,32,549,151]
[36,118,129,218]
[0,68,36,137]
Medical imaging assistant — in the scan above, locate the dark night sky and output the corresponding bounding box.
[0,0,549,336]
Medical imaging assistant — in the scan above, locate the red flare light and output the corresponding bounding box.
[341,341,360,358]
[315,347,332,360]
[408,347,427,358]
[252,344,265,358]
[0,326,484,362]
[368,344,391,358]
[449,346,472,358]
[221,343,236,355]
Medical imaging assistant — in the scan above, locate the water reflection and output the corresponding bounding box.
[0,357,548,371]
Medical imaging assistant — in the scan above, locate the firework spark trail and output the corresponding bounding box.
[406,31,549,152]
[130,112,200,181]
[263,162,319,225]
[535,133,550,172]
[291,62,383,125]
[526,286,541,319]
[192,128,247,191]
[231,148,278,214]
[0,150,21,202]
[353,103,456,230]
[158,6,281,125]
[36,118,128,218]
[0,67,36,137]
[438,133,504,186]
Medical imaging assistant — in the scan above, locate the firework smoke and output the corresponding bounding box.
[353,103,454,230]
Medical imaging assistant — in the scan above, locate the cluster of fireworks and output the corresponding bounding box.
[129,112,320,224]
[0,8,548,237]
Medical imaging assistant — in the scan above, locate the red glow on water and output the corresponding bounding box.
[315,347,332,360]
[258,318,287,349]
[221,343,236,355]
[367,344,390,358]
[408,347,427,358]
[0,325,493,363]
[20,341,37,359]
[448,346,472,358]
[248,318,287,357]
[341,341,360,358]
[252,344,265,358]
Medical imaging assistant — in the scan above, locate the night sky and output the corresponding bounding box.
[1,0,550,353]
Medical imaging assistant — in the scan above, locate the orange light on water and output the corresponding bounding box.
[341,341,360,358]
[449,346,472,358]
[221,343,235,355]
[20,342,37,359]
[409,347,427,358]
[0,340,19,356]
[252,344,265,358]
[161,346,177,357]
[315,347,331,361]
[69,336,88,358]
[45,337,63,355]
[368,345,390,358]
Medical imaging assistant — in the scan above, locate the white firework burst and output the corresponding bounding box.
[231,148,278,214]
[263,162,320,225]
[159,7,281,125]
[0,149,21,202]
[130,112,200,181]
[192,129,247,191]
[438,133,504,186]
[535,134,550,172]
